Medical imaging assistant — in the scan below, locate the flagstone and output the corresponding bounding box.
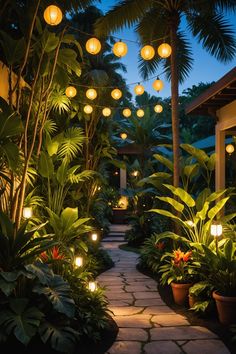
[152,314,189,326]
[135,298,166,306]
[114,314,152,328]
[143,305,174,314]
[106,292,133,300]
[144,341,182,354]
[133,292,161,299]
[117,328,148,341]
[108,300,133,306]
[150,326,218,341]
[182,339,230,354]
[109,306,144,316]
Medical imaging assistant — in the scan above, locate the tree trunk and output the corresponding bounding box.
[170,23,180,188]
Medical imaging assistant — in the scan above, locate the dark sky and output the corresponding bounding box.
[96,0,236,98]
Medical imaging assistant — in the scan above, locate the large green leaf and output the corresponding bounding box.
[41,29,59,53]
[183,163,199,179]
[195,188,211,211]
[153,154,173,172]
[38,151,54,178]
[0,299,43,345]
[157,196,184,213]
[0,111,23,139]
[0,31,25,65]
[56,160,68,186]
[208,197,230,220]
[180,144,209,164]
[164,184,195,207]
[0,142,19,170]
[207,153,216,171]
[33,275,75,318]
[61,207,78,229]
[196,201,209,220]
[149,209,184,224]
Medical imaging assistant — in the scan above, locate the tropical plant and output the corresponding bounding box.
[95,0,236,187]
[139,234,167,275]
[188,281,214,313]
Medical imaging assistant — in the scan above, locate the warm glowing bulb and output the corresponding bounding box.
[86,37,101,55]
[65,86,77,98]
[158,43,172,58]
[113,41,128,57]
[120,133,127,140]
[91,233,98,241]
[111,88,122,100]
[75,256,83,267]
[86,88,97,100]
[123,108,132,118]
[44,5,63,26]
[134,84,145,96]
[84,105,93,114]
[136,109,144,118]
[140,45,155,60]
[132,171,139,177]
[226,144,234,155]
[154,104,163,113]
[88,281,97,292]
[152,79,164,91]
[102,107,111,117]
[23,207,33,219]
[210,224,223,237]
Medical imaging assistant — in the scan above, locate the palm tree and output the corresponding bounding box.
[95,0,236,187]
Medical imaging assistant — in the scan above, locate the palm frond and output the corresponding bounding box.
[43,119,57,135]
[50,88,71,114]
[187,12,236,63]
[68,170,97,184]
[57,127,85,161]
[95,0,153,36]
[24,189,45,207]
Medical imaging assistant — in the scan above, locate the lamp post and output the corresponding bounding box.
[210,223,222,253]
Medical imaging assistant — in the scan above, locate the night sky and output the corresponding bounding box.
[95,0,236,98]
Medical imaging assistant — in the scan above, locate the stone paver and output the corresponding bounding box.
[99,225,230,354]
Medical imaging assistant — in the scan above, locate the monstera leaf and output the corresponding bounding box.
[0,298,43,345]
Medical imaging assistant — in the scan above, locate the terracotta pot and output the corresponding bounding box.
[171,282,194,306]
[212,290,236,325]
[188,294,197,308]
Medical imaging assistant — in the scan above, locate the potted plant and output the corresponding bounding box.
[196,239,236,325]
[159,248,197,305]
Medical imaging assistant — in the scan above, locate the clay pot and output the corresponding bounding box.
[171,282,194,306]
[212,290,236,325]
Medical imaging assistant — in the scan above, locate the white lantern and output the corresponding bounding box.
[88,281,97,292]
[23,207,33,219]
[91,233,98,241]
[75,256,83,267]
[210,223,223,237]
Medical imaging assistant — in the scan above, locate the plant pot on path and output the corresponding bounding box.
[212,290,236,325]
[171,282,194,306]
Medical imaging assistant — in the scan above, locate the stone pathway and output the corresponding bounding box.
[98,225,231,354]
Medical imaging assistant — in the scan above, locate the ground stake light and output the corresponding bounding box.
[91,233,98,241]
[88,281,97,292]
[23,207,33,219]
[211,223,222,253]
[75,256,83,267]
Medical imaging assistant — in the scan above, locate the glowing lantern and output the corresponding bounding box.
[210,223,223,237]
[113,41,128,57]
[23,207,33,219]
[91,233,98,241]
[102,107,111,117]
[84,105,93,114]
[65,86,77,98]
[132,171,139,177]
[86,37,101,55]
[111,88,122,100]
[44,5,63,26]
[118,196,128,209]
[136,109,144,118]
[154,104,163,113]
[226,144,234,155]
[88,281,97,292]
[75,256,83,267]
[120,133,127,140]
[158,43,172,58]
[141,45,155,60]
[152,79,164,91]
[123,108,131,118]
[86,88,97,100]
[134,84,145,96]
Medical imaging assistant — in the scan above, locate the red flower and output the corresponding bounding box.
[40,251,48,262]
[155,241,165,251]
[51,246,64,260]
[173,249,184,263]
[182,251,192,262]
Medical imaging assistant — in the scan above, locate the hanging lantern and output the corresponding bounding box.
[113,41,128,57]
[23,207,33,219]
[75,256,83,267]
[102,107,111,117]
[123,108,132,118]
[65,86,77,98]
[134,83,145,96]
[136,109,144,118]
[154,104,163,113]
[158,43,172,58]
[86,88,97,100]
[120,133,127,140]
[111,88,122,100]
[84,105,93,114]
[140,45,155,60]
[44,5,63,26]
[152,78,164,91]
[86,37,101,55]
[226,144,234,155]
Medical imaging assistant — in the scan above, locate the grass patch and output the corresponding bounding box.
[119,243,141,254]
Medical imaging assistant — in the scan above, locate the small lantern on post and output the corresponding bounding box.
[23,207,33,219]
[210,222,222,253]
[75,256,83,268]
[88,281,97,292]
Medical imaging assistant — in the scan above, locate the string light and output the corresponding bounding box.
[84,105,93,114]
[102,107,112,117]
[86,88,97,100]
[158,43,172,58]
[113,41,128,57]
[111,88,122,100]
[123,108,132,118]
[136,109,144,118]
[154,104,163,113]
[134,84,145,96]
[141,45,155,60]
[86,37,101,55]
[226,144,234,155]
[65,86,77,98]
[120,133,127,140]
[153,78,164,91]
[44,5,63,26]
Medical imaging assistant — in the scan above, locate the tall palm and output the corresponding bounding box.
[95,0,236,187]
